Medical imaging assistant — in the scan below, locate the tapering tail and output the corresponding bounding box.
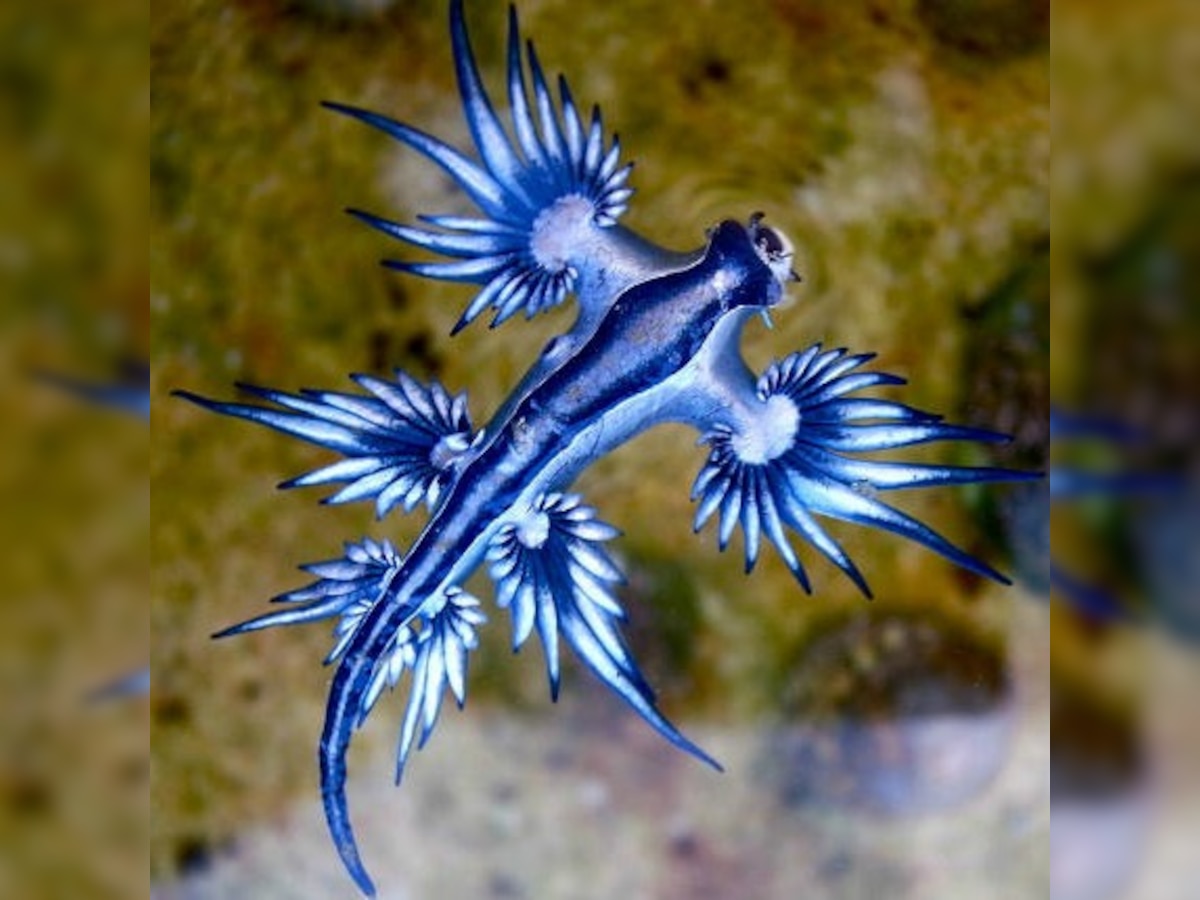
[318,593,400,898]
[318,576,485,897]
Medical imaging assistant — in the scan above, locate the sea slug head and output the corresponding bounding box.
[747,212,801,291]
[702,215,798,315]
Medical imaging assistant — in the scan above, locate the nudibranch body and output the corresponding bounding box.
[178,2,1036,894]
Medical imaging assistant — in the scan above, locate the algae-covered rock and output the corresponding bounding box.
[762,608,1012,815]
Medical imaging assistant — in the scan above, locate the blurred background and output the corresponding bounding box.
[1050,2,1200,899]
[0,0,148,897]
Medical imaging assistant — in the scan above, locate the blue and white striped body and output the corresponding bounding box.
[319,221,782,880]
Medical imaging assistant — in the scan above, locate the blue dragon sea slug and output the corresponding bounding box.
[176,2,1037,894]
